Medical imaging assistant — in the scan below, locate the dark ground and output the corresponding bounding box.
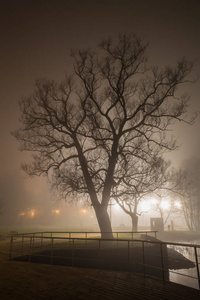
[1,237,200,300]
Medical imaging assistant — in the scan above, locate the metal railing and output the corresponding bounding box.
[8,230,158,240]
[8,231,200,290]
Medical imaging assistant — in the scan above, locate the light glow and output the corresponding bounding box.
[114,203,121,210]
[174,201,181,209]
[150,198,158,205]
[140,200,151,212]
[80,208,87,214]
[18,208,36,218]
[29,209,35,217]
[52,209,60,215]
[160,201,170,210]
[19,211,25,217]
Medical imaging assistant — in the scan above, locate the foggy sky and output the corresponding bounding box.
[0,0,200,226]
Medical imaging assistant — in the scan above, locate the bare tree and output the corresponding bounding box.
[13,34,194,238]
[150,189,182,227]
[178,158,200,231]
[112,157,176,231]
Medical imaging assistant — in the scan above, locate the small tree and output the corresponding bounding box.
[150,190,182,227]
[178,158,200,231]
[13,34,194,238]
[112,157,172,231]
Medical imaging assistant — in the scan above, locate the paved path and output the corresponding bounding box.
[1,239,200,299]
[1,261,200,299]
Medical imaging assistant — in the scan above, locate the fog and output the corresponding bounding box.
[1,0,200,233]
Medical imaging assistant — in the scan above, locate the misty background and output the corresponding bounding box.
[1,0,200,230]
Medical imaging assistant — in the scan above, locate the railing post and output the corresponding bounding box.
[21,235,24,255]
[117,234,119,248]
[29,237,32,262]
[50,238,54,265]
[194,246,200,289]
[85,233,87,248]
[41,232,43,249]
[98,239,101,271]
[142,241,146,277]
[33,233,35,250]
[9,236,13,260]
[128,240,130,275]
[160,243,165,283]
[72,238,74,267]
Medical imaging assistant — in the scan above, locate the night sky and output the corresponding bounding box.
[1,0,200,226]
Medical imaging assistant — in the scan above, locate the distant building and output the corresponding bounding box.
[150,217,164,232]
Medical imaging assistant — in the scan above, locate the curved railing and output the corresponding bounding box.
[7,231,200,290]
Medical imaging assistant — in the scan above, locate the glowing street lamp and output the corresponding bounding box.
[174,201,182,209]
[139,200,151,212]
[18,208,36,218]
[160,201,170,210]
[52,209,61,215]
[80,208,87,214]
[29,209,35,217]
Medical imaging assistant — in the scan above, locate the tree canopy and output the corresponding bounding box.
[13,34,195,238]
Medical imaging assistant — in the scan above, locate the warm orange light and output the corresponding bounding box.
[19,210,26,217]
[52,209,60,215]
[28,209,35,217]
[80,208,87,214]
[19,208,36,218]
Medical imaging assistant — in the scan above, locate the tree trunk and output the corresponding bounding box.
[131,213,138,231]
[93,205,113,239]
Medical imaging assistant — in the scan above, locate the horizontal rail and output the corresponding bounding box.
[8,230,158,237]
[8,233,200,248]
